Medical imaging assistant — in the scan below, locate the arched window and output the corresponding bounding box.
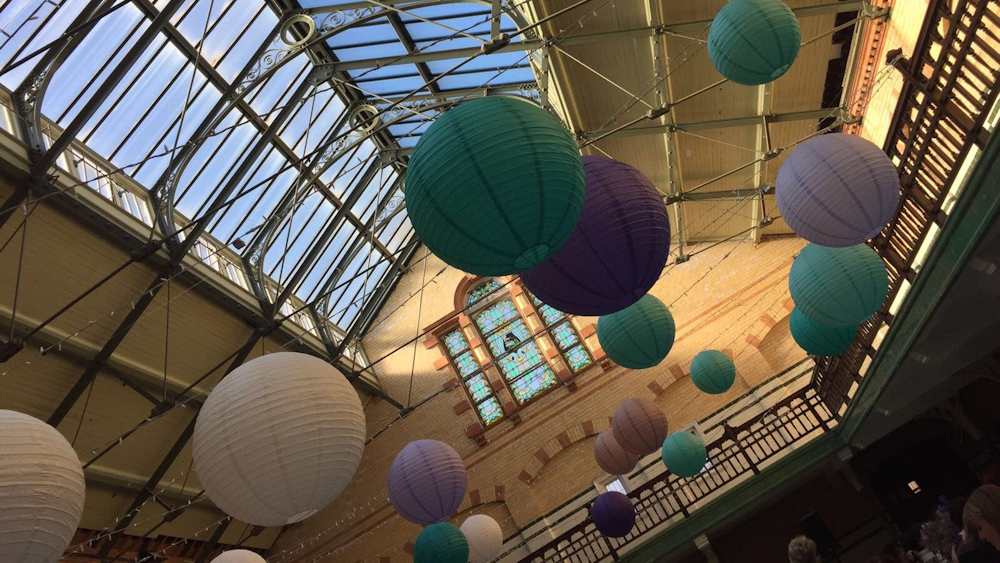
[441,326,505,425]
[525,291,594,373]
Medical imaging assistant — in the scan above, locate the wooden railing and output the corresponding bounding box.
[519,386,833,562]
[812,0,1000,415]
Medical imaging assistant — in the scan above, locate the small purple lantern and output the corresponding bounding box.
[521,155,670,316]
[592,491,636,538]
[387,440,467,525]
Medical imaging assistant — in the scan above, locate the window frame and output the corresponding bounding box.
[438,323,506,427]
[520,284,595,375]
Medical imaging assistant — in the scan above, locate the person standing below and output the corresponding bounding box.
[956,485,1000,562]
[789,535,821,563]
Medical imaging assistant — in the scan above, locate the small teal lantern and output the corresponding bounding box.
[414,523,469,563]
[690,350,736,394]
[707,0,801,85]
[789,243,889,327]
[661,432,708,478]
[597,294,676,369]
[790,308,856,356]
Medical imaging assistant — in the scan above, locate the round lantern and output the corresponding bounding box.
[592,491,636,538]
[690,350,736,395]
[594,429,640,476]
[776,134,899,247]
[211,550,266,563]
[193,352,365,526]
[612,398,668,456]
[461,514,503,563]
[0,410,85,563]
[789,243,889,327]
[707,0,801,85]
[597,294,676,369]
[414,523,470,563]
[521,155,671,315]
[661,432,708,478]
[790,307,856,356]
[388,439,467,525]
[404,96,586,275]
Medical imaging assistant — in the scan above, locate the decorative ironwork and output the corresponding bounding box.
[374,193,405,227]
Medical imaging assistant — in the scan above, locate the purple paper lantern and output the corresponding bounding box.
[521,155,671,315]
[387,440,467,525]
[776,133,899,247]
[592,491,636,538]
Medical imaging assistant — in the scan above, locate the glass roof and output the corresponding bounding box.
[0,0,539,335]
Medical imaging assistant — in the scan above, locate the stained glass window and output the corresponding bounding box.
[531,293,567,325]
[439,326,504,426]
[566,345,593,372]
[508,365,558,403]
[467,279,503,305]
[497,341,545,379]
[454,352,479,378]
[476,300,520,333]
[444,330,468,356]
[465,373,493,402]
[477,397,505,426]
[486,319,532,356]
[525,288,594,374]
[552,322,580,349]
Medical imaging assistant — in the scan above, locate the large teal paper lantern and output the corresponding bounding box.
[597,294,676,369]
[661,432,708,478]
[414,523,469,563]
[404,96,586,275]
[790,308,856,356]
[707,0,801,85]
[690,350,736,394]
[789,244,889,327]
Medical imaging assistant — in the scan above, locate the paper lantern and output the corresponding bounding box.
[211,550,266,563]
[790,307,856,356]
[461,514,503,563]
[193,352,365,526]
[521,155,670,315]
[594,429,640,476]
[789,243,889,327]
[708,0,801,85]
[414,523,470,563]
[777,134,899,247]
[661,432,708,478]
[612,398,668,455]
[592,492,635,538]
[404,96,585,275]
[690,350,736,394]
[597,294,676,369]
[388,440,467,525]
[0,410,85,563]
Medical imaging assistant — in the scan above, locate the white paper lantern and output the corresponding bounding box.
[0,409,85,563]
[461,514,503,563]
[193,352,365,526]
[210,550,266,563]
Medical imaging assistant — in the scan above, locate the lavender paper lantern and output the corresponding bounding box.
[388,440,467,525]
[594,429,639,476]
[210,550,266,563]
[592,491,636,538]
[776,133,899,247]
[521,155,671,315]
[612,398,668,456]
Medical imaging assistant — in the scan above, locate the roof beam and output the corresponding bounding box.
[580,107,844,138]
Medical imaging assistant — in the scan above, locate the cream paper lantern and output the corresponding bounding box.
[210,550,266,563]
[0,409,86,563]
[193,352,365,526]
[461,514,503,563]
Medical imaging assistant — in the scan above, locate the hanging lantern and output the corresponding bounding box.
[661,432,708,478]
[594,429,640,476]
[404,96,586,275]
[707,0,801,85]
[597,294,676,369]
[776,133,899,247]
[790,307,857,356]
[461,514,503,563]
[0,410,85,563]
[388,440,467,525]
[521,155,671,315]
[592,491,636,538]
[612,397,669,456]
[789,243,889,327]
[193,352,365,526]
[690,350,736,395]
[210,550,266,563]
[414,523,470,563]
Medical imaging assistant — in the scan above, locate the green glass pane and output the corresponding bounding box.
[478,396,504,425]
[476,299,519,333]
[498,340,544,380]
[510,365,558,403]
[443,330,468,356]
[552,321,580,349]
[465,373,492,402]
[528,289,566,325]
[467,279,502,305]
[454,352,479,378]
[486,318,532,356]
[566,345,593,372]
